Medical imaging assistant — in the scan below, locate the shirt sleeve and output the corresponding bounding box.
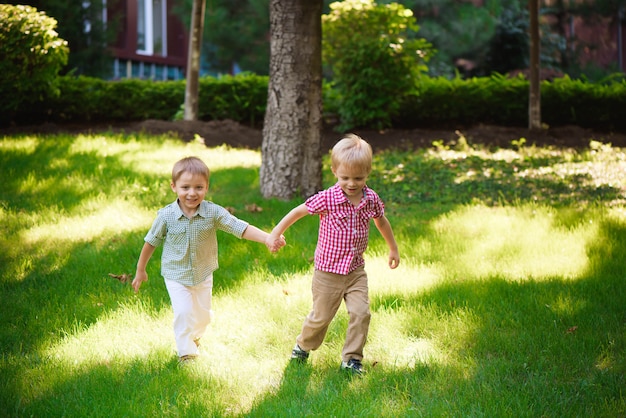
[214,205,249,238]
[144,210,167,247]
[305,189,329,215]
[372,196,385,218]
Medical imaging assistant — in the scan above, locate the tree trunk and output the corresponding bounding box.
[184,0,206,121]
[528,0,541,130]
[260,0,323,200]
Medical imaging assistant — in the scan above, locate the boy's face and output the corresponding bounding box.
[332,163,369,198]
[171,172,209,213]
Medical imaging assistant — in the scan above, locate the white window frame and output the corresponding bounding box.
[137,0,167,56]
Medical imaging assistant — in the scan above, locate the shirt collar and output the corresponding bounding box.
[330,183,372,203]
[173,199,208,219]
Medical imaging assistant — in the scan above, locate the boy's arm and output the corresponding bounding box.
[373,215,400,269]
[266,203,309,251]
[242,224,286,251]
[132,242,156,293]
[242,224,270,243]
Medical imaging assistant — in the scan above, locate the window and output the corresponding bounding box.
[137,0,167,56]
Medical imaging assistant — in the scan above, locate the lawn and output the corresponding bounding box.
[0,132,624,417]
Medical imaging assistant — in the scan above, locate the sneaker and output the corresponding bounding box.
[340,358,364,376]
[291,344,309,363]
[178,354,198,366]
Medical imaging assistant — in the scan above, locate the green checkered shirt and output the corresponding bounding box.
[145,200,249,286]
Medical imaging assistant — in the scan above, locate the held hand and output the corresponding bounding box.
[274,234,286,252]
[265,233,286,253]
[132,271,148,293]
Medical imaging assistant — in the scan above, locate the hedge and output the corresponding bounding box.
[6,72,626,132]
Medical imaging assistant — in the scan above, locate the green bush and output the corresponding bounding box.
[9,69,626,133]
[0,5,68,125]
[40,73,267,126]
[395,74,626,131]
[396,74,528,128]
[197,73,268,127]
[542,76,626,131]
[322,0,434,130]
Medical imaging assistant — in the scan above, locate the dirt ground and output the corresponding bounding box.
[4,119,626,151]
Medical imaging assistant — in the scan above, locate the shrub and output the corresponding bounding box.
[197,73,268,127]
[9,68,626,133]
[322,0,434,131]
[41,73,267,126]
[542,75,626,131]
[395,74,626,131]
[0,5,68,125]
[395,74,528,128]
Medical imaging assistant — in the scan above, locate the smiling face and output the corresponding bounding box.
[171,171,209,216]
[332,163,369,204]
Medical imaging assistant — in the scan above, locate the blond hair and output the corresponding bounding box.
[171,156,210,184]
[331,133,373,174]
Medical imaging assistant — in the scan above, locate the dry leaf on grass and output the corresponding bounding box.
[108,273,132,283]
[245,203,263,212]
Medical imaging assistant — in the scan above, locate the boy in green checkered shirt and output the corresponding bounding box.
[132,156,284,364]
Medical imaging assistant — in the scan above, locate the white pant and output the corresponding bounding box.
[165,276,213,357]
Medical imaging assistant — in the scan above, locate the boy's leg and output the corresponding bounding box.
[297,270,344,352]
[190,275,213,346]
[341,266,370,362]
[165,279,212,357]
[189,276,214,345]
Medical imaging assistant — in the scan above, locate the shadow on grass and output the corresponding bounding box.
[0,134,297,347]
[0,229,170,352]
[246,217,626,417]
[2,136,625,416]
[4,353,231,417]
[369,147,626,207]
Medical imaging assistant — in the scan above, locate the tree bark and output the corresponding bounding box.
[528,0,541,130]
[260,0,323,200]
[184,0,206,121]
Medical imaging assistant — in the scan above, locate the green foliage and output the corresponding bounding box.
[395,73,626,131]
[542,75,626,130]
[7,0,114,77]
[6,67,626,132]
[39,76,185,123]
[174,0,270,75]
[483,6,529,74]
[396,74,528,127]
[35,73,268,126]
[411,0,499,77]
[197,73,268,126]
[0,4,68,124]
[204,0,270,75]
[322,0,434,130]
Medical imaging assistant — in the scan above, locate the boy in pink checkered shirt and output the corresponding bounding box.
[267,134,400,375]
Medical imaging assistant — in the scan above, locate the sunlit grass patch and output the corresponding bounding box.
[1,132,625,417]
[22,198,153,245]
[70,134,261,173]
[0,135,39,153]
[426,204,595,281]
[372,141,626,206]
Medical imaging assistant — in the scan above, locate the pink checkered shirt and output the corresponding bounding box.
[305,183,385,275]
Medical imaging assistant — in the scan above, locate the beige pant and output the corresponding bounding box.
[296,266,371,362]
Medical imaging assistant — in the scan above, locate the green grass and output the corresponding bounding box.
[1,132,625,417]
